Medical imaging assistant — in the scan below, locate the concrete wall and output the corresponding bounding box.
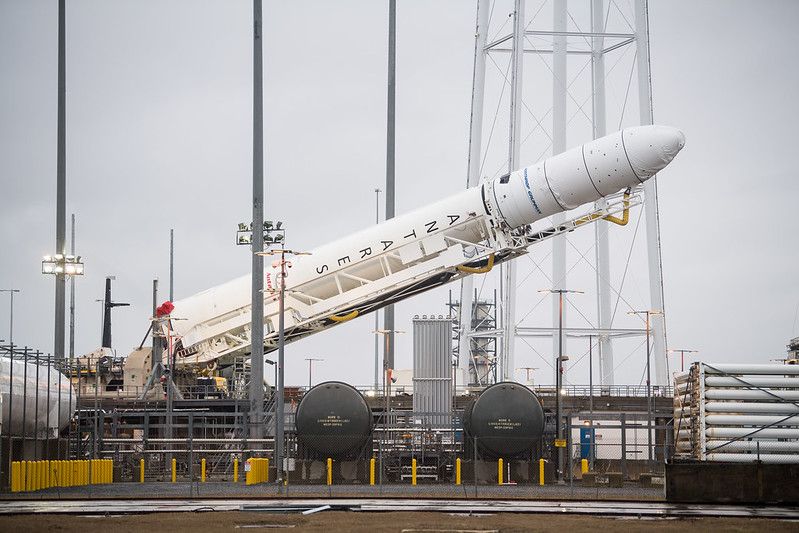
[666,461,799,504]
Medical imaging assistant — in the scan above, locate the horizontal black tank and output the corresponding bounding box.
[463,381,545,458]
[295,381,372,459]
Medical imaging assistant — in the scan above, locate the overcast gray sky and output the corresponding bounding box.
[1,0,798,388]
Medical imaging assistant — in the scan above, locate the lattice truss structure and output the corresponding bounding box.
[456,0,672,389]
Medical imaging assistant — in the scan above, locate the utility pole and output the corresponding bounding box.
[630,309,663,468]
[69,214,76,359]
[668,348,697,373]
[260,247,311,490]
[1,290,20,351]
[305,358,324,389]
[540,288,583,482]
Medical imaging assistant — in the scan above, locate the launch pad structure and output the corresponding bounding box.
[456,0,669,391]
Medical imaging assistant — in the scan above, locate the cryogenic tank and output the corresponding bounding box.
[0,357,76,437]
[463,381,545,458]
[295,381,372,459]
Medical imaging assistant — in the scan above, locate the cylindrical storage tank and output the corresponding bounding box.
[0,357,76,437]
[464,381,545,458]
[294,381,372,459]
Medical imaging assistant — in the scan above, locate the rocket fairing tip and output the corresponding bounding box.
[624,125,686,178]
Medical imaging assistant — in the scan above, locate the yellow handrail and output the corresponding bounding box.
[329,309,359,322]
[457,253,495,274]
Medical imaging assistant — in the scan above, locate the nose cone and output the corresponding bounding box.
[623,125,685,179]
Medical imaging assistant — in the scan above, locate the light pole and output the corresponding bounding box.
[539,288,582,482]
[373,187,381,394]
[305,358,324,389]
[260,246,311,489]
[629,309,663,468]
[668,348,697,373]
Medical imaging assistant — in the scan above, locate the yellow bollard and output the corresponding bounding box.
[498,458,504,485]
[27,461,34,492]
[37,461,43,491]
[539,458,545,486]
[233,458,239,483]
[411,458,417,486]
[201,458,206,482]
[326,458,332,486]
[139,458,145,483]
[369,458,375,486]
[245,459,252,485]
[455,458,461,485]
[11,461,19,493]
[265,458,269,483]
[172,458,177,483]
[581,458,588,475]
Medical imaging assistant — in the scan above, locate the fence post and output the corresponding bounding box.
[411,458,417,486]
[201,458,206,482]
[233,458,238,483]
[326,458,332,486]
[369,457,375,486]
[497,458,503,485]
[455,457,461,485]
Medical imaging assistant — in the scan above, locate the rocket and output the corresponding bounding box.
[171,125,685,366]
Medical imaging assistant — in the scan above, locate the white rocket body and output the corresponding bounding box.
[172,125,684,366]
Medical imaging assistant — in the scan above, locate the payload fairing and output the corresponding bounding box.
[171,125,684,366]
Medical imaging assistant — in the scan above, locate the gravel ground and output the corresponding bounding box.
[0,511,797,533]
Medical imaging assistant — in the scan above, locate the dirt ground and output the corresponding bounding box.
[0,511,797,532]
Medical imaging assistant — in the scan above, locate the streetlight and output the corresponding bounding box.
[257,245,311,489]
[265,358,277,393]
[629,309,663,468]
[668,348,697,373]
[42,254,83,360]
[539,288,582,482]
[305,357,324,389]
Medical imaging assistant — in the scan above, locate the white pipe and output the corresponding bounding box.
[706,427,799,439]
[704,453,799,464]
[705,402,799,414]
[705,389,799,401]
[706,441,799,453]
[705,376,799,388]
[705,414,799,426]
[703,363,799,376]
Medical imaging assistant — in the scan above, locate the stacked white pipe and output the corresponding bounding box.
[674,363,799,463]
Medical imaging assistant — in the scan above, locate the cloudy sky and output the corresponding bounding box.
[1,0,797,389]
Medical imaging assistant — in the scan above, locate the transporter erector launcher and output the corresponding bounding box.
[170,125,685,367]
